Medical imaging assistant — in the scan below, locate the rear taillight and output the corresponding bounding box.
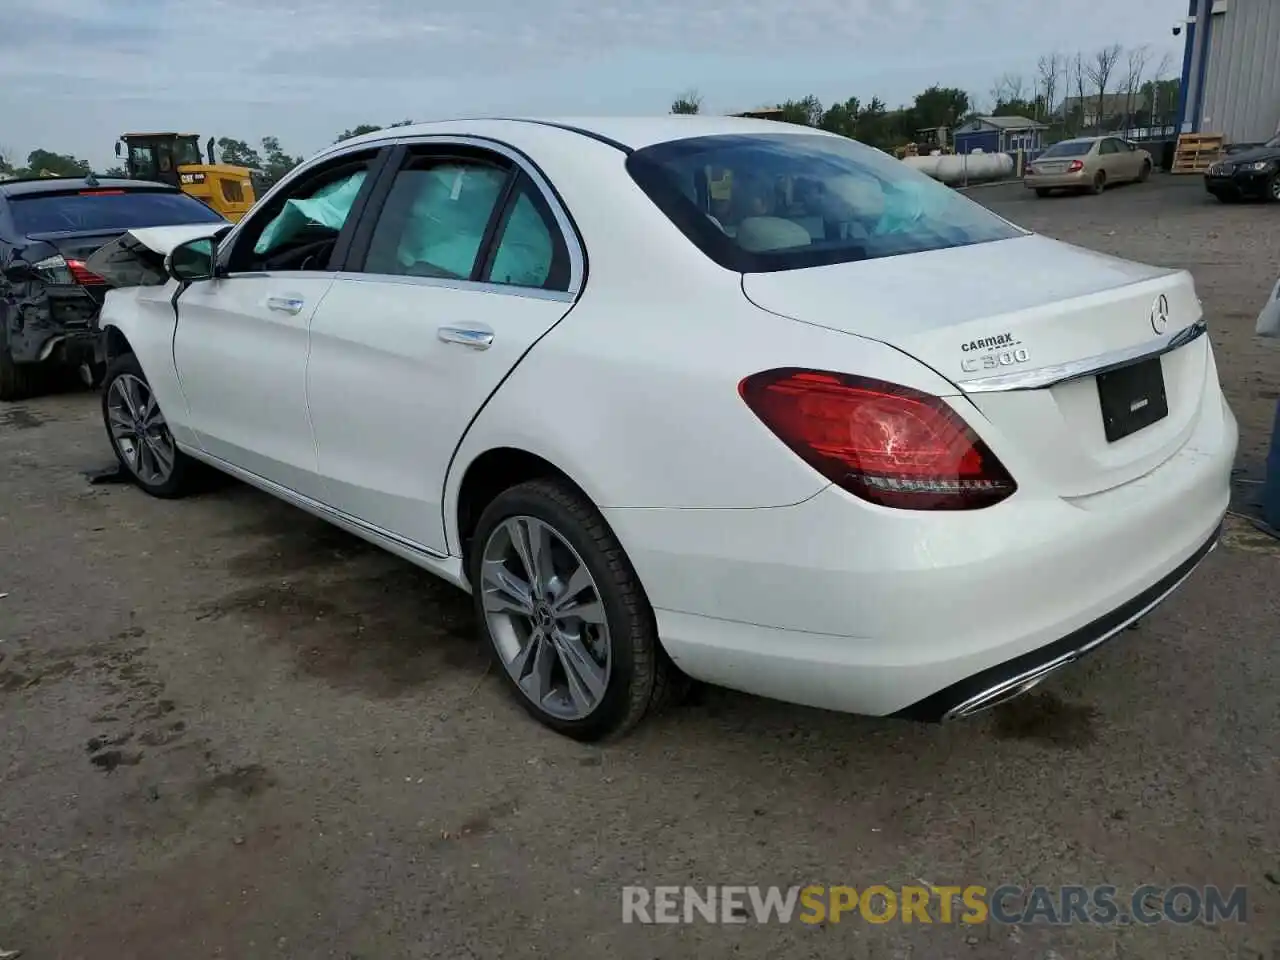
[66,258,106,285]
[739,369,1017,510]
[32,254,105,286]
[1067,160,1085,173]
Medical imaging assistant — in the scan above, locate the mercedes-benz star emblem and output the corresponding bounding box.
[1150,293,1170,335]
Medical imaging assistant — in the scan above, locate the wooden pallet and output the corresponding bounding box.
[1172,133,1225,174]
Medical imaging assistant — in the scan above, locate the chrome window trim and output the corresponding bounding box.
[332,271,574,303]
[957,318,1208,394]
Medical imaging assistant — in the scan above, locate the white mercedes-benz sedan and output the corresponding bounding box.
[90,116,1236,740]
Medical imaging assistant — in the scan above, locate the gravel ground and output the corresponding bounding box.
[2,175,1278,960]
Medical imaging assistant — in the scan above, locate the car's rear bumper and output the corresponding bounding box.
[1024,171,1091,189]
[4,286,101,364]
[603,384,1236,718]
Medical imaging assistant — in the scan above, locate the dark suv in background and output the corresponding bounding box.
[0,175,226,401]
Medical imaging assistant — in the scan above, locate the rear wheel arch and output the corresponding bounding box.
[454,447,594,568]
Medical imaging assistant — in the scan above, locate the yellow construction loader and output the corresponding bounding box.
[115,133,256,222]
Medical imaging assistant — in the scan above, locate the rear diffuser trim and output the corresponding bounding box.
[892,521,1222,722]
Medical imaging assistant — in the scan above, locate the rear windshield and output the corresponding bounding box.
[626,133,1023,273]
[8,189,224,236]
[1039,140,1093,158]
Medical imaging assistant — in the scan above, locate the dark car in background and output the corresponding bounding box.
[0,176,226,401]
[1205,136,1280,203]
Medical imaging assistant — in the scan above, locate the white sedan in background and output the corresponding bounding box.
[90,116,1235,740]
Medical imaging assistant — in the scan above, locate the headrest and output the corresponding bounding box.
[735,216,812,253]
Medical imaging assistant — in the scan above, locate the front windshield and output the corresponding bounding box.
[627,132,1023,273]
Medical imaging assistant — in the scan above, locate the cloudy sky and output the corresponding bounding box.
[1,0,1184,169]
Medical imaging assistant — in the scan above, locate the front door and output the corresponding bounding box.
[172,147,388,497]
[306,146,581,554]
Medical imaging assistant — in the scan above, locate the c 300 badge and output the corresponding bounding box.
[960,331,1030,373]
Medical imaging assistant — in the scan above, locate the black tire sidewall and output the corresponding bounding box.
[468,481,656,741]
[101,353,190,498]
[1093,172,1106,194]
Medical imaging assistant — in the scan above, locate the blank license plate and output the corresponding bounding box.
[1096,358,1168,442]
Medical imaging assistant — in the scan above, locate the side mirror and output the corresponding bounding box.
[167,237,217,283]
[3,260,33,284]
[115,141,122,158]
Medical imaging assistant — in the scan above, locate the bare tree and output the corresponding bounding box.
[1071,51,1088,134]
[1122,45,1152,134]
[1148,51,1175,128]
[670,89,702,115]
[1037,53,1064,123]
[990,72,1028,110]
[1085,43,1124,133]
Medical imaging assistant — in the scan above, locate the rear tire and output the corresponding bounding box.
[0,327,38,403]
[1035,188,1052,198]
[101,353,196,498]
[469,478,671,741]
[1090,171,1107,195]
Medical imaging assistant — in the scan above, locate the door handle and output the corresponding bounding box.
[267,296,305,315]
[437,326,494,350]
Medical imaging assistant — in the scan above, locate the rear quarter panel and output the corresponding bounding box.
[442,127,963,553]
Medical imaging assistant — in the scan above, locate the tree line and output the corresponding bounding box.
[672,43,1181,150]
[0,120,416,188]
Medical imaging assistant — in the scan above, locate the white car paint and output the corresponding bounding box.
[98,116,1236,727]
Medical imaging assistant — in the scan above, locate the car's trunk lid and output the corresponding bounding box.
[741,234,1209,498]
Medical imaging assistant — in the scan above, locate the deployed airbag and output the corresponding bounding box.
[254,171,367,254]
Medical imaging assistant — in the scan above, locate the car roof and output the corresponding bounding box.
[330,115,830,154]
[0,177,180,198]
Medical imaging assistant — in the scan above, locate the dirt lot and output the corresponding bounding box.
[2,176,1278,960]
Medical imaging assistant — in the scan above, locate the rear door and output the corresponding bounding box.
[305,140,581,555]
[171,147,389,496]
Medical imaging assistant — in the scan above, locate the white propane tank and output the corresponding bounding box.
[901,155,942,178]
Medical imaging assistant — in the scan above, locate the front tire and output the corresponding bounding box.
[101,353,195,498]
[469,478,669,741]
[1268,174,1280,203]
[1034,188,1052,198]
[1138,160,1151,183]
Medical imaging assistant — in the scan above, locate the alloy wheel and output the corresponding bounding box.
[480,515,612,720]
[106,374,176,486]
[1271,176,1280,201]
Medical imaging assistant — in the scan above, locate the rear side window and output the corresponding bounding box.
[627,133,1022,273]
[363,158,509,280]
[8,189,225,235]
[1040,140,1093,158]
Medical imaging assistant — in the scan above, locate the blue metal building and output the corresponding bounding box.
[952,116,1047,155]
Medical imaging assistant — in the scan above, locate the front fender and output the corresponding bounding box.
[99,282,197,448]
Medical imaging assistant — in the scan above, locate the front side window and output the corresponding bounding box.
[627,132,1022,273]
[230,155,375,273]
[363,158,509,280]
